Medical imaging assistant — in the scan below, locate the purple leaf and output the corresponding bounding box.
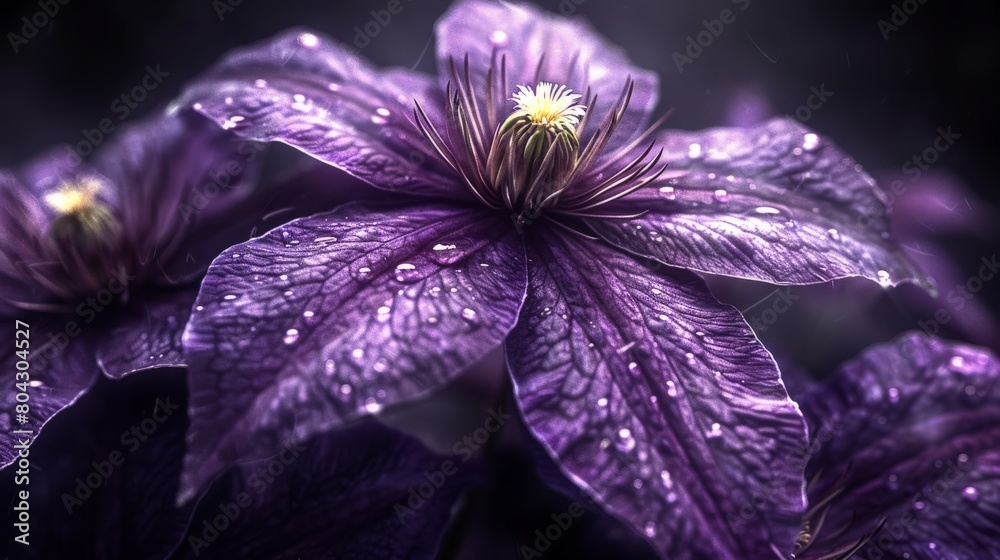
[174,420,479,560]
[506,226,808,559]
[172,28,466,201]
[795,333,1000,559]
[590,118,931,291]
[179,202,526,504]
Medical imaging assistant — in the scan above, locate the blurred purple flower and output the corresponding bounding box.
[0,114,259,469]
[173,1,929,556]
[790,332,1000,559]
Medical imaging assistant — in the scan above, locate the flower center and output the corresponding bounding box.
[487,82,586,228]
[44,178,125,294]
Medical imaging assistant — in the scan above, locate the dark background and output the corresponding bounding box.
[1,1,997,558]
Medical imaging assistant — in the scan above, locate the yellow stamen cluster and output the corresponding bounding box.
[44,178,105,216]
[509,82,586,132]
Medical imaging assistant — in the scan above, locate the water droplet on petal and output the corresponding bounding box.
[755,206,781,215]
[324,359,336,375]
[666,380,678,397]
[963,486,979,500]
[254,78,268,88]
[597,397,608,407]
[688,143,702,158]
[489,29,509,46]
[352,348,365,361]
[877,270,892,287]
[658,186,676,199]
[340,383,352,395]
[633,479,643,489]
[803,133,820,151]
[364,398,382,414]
[283,328,299,345]
[951,355,966,368]
[888,387,900,403]
[298,32,320,48]
[707,422,722,438]
[713,189,729,202]
[223,294,237,301]
[827,228,840,241]
[660,470,673,488]
[644,521,656,537]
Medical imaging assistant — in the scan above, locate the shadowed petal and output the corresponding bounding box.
[95,289,196,379]
[436,0,658,153]
[506,227,808,559]
[174,420,480,559]
[172,28,465,200]
[179,202,526,504]
[589,118,931,291]
[796,333,1000,560]
[0,370,191,559]
[0,317,99,469]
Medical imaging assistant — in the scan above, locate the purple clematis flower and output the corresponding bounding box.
[0,114,260,469]
[173,1,929,556]
[790,332,1000,559]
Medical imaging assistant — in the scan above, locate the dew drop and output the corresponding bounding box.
[364,398,383,414]
[223,294,237,301]
[888,387,900,403]
[461,308,478,322]
[951,355,966,368]
[644,521,656,537]
[713,189,729,202]
[352,348,365,360]
[658,185,676,199]
[792,147,803,156]
[375,107,391,117]
[254,78,268,88]
[666,380,678,397]
[297,32,320,48]
[965,385,977,396]
[489,29,509,47]
[660,470,673,488]
[803,133,820,151]
[687,143,702,159]
[707,422,722,438]
[324,359,336,375]
[283,328,300,345]
[633,479,643,489]
[876,270,892,287]
[433,243,456,251]
[599,438,610,450]
[597,397,608,407]
[963,486,979,500]
[888,473,899,490]
[827,228,840,241]
[754,206,781,215]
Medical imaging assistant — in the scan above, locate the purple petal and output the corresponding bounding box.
[0,317,98,469]
[174,421,479,559]
[173,28,465,200]
[506,227,808,559]
[179,203,526,503]
[589,118,931,290]
[95,289,196,379]
[1,370,192,558]
[796,333,1000,559]
[435,0,658,153]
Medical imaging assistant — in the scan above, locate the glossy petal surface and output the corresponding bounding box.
[436,0,658,153]
[180,202,525,503]
[173,28,464,200]
[506,227,807,559]
[174,421,478,560]
[590,119,930,290]
[797,333,1000,560]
